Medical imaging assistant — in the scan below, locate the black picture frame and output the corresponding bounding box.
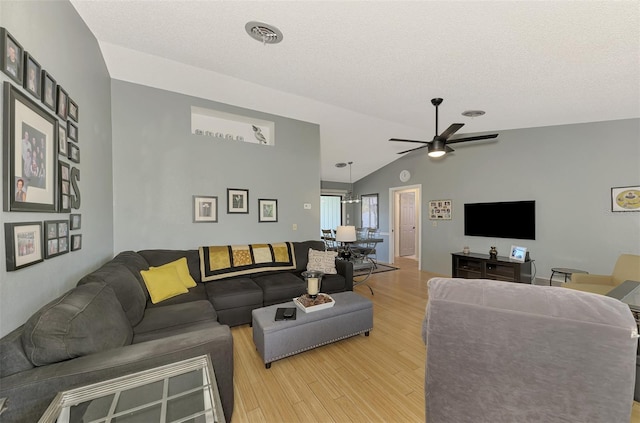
[3,81,58,212]
[58,124,67,156]
[23,52,41,99]
[44,219,69,259]
[258,198,278,222]
[41,70,56,112]
[70,213,81,230]
[227,188,249,214]
[67,143,79,164]
[59,161,70,212]
[193,195,218,223]
[56,85,67,120]
[361,193,379,229]
[71,234,82,251]
[67,121,77,142]
[1,28,23,85]
[68,98,78,122]
[4,221,43,271]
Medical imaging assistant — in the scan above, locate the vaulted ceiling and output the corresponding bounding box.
[71,1,640,182]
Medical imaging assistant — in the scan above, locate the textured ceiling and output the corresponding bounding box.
[70,1,640,182]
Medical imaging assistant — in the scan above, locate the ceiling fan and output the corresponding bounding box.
[390,98,498,157]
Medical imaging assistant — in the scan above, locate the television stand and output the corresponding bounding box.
[451,252,533,283]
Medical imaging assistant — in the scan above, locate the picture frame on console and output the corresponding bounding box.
[258,199,277,222]
[611,185,640,212]
[3,81,58,212]
[509,245,527,262]
[227,188,249,214]
[193,195,218,223]
[4,221,43,271]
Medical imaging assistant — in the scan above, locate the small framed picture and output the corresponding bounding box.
[70,213,81,230]
[258,199,278,222]
[71,234,82,251]
[193,195,218,223]
[56,85,68,120]
[59,161,70,212]
[67,121,77,142]
[41,70,56,111]
[68,143,80,163]
[58,124,67,156]
[68,98,78,122]
[227,188,249,214]
[509,245,527,262]
[611,186,640,212]
[1,28,23,84]
[44,220,68,259]
[23,52,41,99]
[4,221,43,271]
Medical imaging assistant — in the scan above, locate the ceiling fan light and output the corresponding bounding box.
[428,139,446,158]
[428,150,446,158]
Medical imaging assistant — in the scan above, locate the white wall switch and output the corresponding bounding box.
[304,203,311,209]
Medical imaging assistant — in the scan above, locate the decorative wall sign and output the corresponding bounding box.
[429,199,452,220]
[4,221,43,271]
[258,199,278,222]
[3,81,58,212]
[193,195,218,223]
[191,106,275,146]
[611,186,640,212]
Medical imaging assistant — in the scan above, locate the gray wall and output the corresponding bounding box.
[0,1,113,336]
[111,80,321,251]
[354,119,640,278]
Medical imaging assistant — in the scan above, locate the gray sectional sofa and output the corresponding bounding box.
[0,240,352,422]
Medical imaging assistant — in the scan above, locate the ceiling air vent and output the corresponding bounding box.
[245,21,283,45]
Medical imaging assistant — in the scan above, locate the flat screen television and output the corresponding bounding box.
[464,201,535,240]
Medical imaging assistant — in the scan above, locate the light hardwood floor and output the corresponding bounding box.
[230,257,640,422]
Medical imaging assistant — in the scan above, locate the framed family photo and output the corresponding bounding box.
[59,161,70,212]
[70,213,81,230]
[23,52,41,99]
[611,186,640,212]
[67,143,79,163]
[3,81,58,212]
[4,221,43,271]
[67,121,77,142]
[58,124,67,156]
[193,195,218,223]
[56,85,67,120]
[68,98,78,122]
[41,70,56,111]
[227,188,249,214]
[71,234,82,251]
[258,199,278,222]
[1,28,23,85]
[44,219,69,258]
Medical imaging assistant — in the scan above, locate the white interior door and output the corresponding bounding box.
[399,192,416,256]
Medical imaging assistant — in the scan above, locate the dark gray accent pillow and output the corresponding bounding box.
[21,282,132,366]
[294,240,325,272]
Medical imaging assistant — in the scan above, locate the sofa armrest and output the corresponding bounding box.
[571,273,614,286]
[336,259,354,291]
[0,325,233,423]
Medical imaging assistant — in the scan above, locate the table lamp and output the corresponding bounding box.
[335,225,357,259]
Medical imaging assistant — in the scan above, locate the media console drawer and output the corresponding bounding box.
[452,252,532,283]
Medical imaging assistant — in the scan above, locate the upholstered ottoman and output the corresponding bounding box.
[252,291,373,368]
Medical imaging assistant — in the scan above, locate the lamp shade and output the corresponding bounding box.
[335,225,357,242]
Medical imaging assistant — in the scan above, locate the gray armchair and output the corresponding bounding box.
[422,277,637,423]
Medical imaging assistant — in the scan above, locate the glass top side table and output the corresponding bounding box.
[39,355,225,423]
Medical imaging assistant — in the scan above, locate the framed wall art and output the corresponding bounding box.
[1,27,23,85]
[59,161,70,212]
[67,121,77,142]
[58,124,67,156]
[23,52,41,99]
[56,85,67,120]
[68,98,78,122]
[227,188,249,214]
[70,213,81,230]
[611,186,640,212]
[429,199,452,220]
[3,81,58,212]
[41,70,56,111]
[361,193,379,229]
[45,219,68,258]
[4,221,43,271]
[193,195,218,223]
[71,234,82,251]
[67,143,79,163]
[258,199,278,222]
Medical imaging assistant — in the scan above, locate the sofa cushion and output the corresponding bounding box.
[133,300,218,341]
[199,242,296,281]
[0,326,34,378]
[319,274,348,293]
[145,283,209,308]
[110,251,151,301]
[204,277,263,311]
[307,249,338,274]
[21,282,132,366]
[252,272,306,306]
[77,261,147,326]
[138,249,201,282]
[141,266,189,304]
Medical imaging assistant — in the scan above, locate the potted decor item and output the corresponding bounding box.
[489,246,498,260]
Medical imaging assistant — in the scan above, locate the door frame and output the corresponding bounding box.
[388,184,422,269]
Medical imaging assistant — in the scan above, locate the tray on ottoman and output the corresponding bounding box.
[252,291,373,368]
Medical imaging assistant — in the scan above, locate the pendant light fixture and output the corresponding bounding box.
[341,161,361,204]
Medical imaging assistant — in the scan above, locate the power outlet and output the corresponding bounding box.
[292,224,298,231]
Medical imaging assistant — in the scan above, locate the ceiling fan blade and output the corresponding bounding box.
[389,138,429,144]
[397,144,429,154]
[446,145,455,153]
[446,133,499,144]
[439,123,464,140]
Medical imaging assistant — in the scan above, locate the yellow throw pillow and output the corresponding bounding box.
[151,257,197,288]
[141,266,189,304]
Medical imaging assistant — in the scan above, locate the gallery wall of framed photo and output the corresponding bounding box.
[1,27,82,271]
